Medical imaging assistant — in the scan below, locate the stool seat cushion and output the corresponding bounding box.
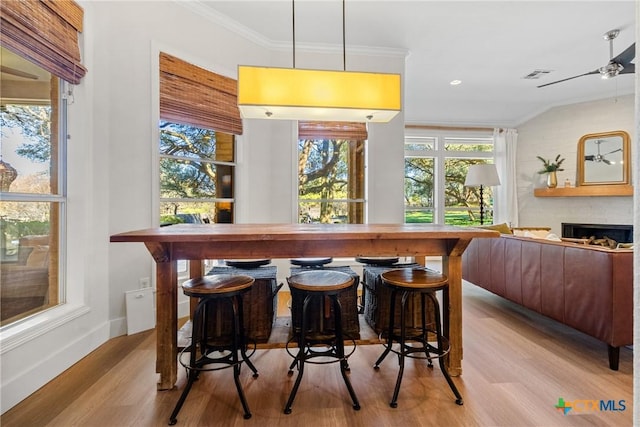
[355,256,399,266]
[288,270,354,292]
[381,268,447,290]
[183,274,255,296]
[290,257,333,267]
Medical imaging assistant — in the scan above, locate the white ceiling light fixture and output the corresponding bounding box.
[237,0,401,123]
[450,79,462,86]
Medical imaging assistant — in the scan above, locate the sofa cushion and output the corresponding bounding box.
[478,222,512,234]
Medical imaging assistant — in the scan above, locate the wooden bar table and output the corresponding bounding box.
[110,223,498,390]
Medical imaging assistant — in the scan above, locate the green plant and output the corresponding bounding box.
[536,154,565,174]
[159,215,185,226]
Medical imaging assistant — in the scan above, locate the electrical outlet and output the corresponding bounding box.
[139,277,151,289]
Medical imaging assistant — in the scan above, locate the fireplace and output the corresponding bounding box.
[562,223,633,244]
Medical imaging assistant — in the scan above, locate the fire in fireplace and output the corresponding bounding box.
[562,223,633,244]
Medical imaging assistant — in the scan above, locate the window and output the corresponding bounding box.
[297,122,366,224]
[159,122,235,224]
[158,52,242,225]
[404,129,495,225]
[0,48,67,325]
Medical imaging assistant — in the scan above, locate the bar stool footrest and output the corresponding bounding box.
[383,335,451,361]
[285,334,356,365]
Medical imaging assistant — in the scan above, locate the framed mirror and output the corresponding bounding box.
[577,130,631,186]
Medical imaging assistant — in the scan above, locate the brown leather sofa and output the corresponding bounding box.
[462,234,633,370]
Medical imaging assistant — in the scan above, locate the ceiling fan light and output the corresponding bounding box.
[600,62,623,79]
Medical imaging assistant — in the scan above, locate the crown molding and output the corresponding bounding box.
[176,1,408,59]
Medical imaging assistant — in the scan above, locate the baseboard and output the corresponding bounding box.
[178,298,190,319]
[1,321,110,414]
[109,316,127,337]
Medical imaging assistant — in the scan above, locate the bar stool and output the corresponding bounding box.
[284,270,361,414]
[225,259,272,268]
[355,256,400,314]
[169,274,258,425]
[360,262,420,334]
[355,256,399,266]
[290,257,333,267]
[289,265,361,339]
[373,268,463,408]
[210,260,281,343]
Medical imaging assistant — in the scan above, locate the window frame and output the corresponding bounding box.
[158,122,237,224]
[0,0,85,347]
[404,128,495,225]
[296,136,367,224]
[0,75,69,331]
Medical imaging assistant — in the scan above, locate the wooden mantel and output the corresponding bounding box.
[534,185,633,197]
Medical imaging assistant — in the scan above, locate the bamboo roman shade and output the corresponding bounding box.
[0,0,87,84]
[298,121,368,141]
[159,52,243,135]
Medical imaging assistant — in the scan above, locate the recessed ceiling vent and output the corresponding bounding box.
[523,69,552,79]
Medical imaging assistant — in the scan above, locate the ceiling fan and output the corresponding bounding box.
[537,29,635,88]
[584,139,621,165]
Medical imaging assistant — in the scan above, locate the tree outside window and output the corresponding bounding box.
[1,50,65,325]
[159,121,235,225]
[404,131,495,225]
[298,138,365,224]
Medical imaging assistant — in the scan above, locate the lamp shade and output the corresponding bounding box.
[237,66,401,123]
[464,164,501,187]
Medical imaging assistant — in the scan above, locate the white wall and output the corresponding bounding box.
[516,95,634,234]
[0,2,113,413]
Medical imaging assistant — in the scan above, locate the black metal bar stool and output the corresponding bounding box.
[289,265,361,339]
[290,257,333,267]
[284,270,361,414]
[169,274,258,425]
[209,260,281,343]
[373,268,463,408]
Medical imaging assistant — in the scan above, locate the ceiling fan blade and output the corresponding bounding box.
[602,159,612,165]
[619,63,635,74]
[584,155,595,161]
[0,65,38,80]
[537,70,599,88]
[611,42,636,66]
[603,148,622,155]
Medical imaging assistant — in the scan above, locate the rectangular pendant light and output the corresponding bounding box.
[237,65,401,123]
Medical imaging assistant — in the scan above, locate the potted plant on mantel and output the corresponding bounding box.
[537,154,565,188]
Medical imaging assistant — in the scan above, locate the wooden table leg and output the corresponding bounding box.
[442,254,462,376]
[156,260,178,390]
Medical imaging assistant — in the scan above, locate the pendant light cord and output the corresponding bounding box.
[294,0,346,71]
[342,0,346,71]
[292,0,296,68]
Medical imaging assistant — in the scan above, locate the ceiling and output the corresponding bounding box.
[191,0,636,127]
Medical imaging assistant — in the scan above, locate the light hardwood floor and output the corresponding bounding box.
[1,282,633,427]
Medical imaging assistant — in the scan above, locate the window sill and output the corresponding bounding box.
[0,303,90,354]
